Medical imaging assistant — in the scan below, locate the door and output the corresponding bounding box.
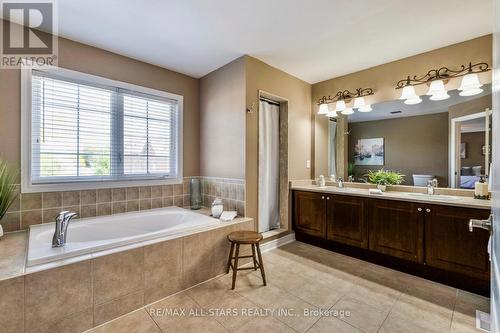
[293,191,326,238]
[368,199,424,263]
[425,205,490,279]
[326,195,367,248]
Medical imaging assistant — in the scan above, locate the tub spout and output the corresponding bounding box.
[52,211,78,247]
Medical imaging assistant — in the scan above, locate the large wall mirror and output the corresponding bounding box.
[314,85,492,189]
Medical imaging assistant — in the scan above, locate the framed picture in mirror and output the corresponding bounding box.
[354,138,384,166]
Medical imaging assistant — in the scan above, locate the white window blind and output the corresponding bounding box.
[29,70,180,186]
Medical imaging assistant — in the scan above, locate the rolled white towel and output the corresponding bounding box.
[369,189,383,195]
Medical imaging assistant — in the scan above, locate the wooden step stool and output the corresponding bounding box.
[226,231,267,289]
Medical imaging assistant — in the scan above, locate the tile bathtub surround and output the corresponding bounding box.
[199,177,245,216]
[0,218,253,332]
[1,176,246,232]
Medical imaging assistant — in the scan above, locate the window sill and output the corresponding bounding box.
[21,177,183,194]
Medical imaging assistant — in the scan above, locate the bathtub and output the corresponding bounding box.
[27,207,217,267]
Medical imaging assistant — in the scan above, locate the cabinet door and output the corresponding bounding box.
[425,205,490,279]
[293,191,327,238]
[368,199,424,263]
[326,195,367,248]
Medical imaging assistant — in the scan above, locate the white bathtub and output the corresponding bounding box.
[27,207,217,267]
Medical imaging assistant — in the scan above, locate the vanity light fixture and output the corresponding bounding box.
[358,104,373,112]
[317,87,374,116]
[326,110,337,118]
[335,99,346,112]
[399,85,422,105]
[396,62,489,104]
[459,73,483,96]
[427,80,450,101]
[341,107,354,115]
[352,96,372,112]
[318,103,329,114]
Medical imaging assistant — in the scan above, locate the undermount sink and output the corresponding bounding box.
[404,193,462,201]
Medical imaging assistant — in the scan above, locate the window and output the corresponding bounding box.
[22,66,183,192]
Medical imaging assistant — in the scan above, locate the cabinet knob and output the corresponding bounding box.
[326,197,330,200]
[417,208,422,212]
[321,196,325,200]
[426,208,431,213]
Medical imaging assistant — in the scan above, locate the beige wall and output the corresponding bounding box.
[245,56,312,222]
[0,36,200,177]
[200,57,246,179]
[348,113,449,187]
[313,35,493,177]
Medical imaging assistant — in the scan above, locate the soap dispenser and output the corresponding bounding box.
[474,176,490,200]
[211,198,224,218]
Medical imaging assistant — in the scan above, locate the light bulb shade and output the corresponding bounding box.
[459,88,483,97]
[459,73,482,91]
[400,85,418,100]
[325,110,337,118]
[341,107,354,115]
[335,100,346,112]
[426,80,446,96]
[353,97,365,109]
[404,97,422,105]
[358,104,372,112]
[318,103,329,114]
[429,91,450,101]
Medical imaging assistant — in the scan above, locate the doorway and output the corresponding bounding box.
[257,91,289,235]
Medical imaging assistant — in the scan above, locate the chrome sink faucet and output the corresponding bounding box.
[52,211,78,248]
[338,177,344,188]
[427,179,438,195]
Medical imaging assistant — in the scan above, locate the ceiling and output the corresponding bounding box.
[347,84,492,123]
[41,0,493,83]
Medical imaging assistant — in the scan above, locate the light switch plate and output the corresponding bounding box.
[306,160,310,169]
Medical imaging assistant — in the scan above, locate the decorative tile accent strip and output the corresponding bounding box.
[1,177,246,232]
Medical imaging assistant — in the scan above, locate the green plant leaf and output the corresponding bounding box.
[367,169,404,186]
[0,159,18,221]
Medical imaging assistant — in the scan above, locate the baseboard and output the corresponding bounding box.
[260,232,295,253]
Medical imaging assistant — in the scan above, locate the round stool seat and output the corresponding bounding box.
[228,231,263,244]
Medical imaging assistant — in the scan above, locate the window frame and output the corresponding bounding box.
[21,64,183,193]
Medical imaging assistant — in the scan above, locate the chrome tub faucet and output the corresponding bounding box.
[52,211,78,248]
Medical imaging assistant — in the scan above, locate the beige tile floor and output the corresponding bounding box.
[85,241,489,333]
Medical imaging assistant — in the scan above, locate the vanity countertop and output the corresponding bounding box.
[291,184,491,210]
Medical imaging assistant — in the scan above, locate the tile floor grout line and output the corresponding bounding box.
[144,307,165,333]
[447,289,459,333]
[375,285,407,333]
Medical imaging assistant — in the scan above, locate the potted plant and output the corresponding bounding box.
[367,169,404,191]
[0,159,18,236]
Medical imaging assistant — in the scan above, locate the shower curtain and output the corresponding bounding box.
[258,99,280,232]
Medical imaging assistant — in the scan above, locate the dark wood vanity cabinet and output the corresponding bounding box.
[293,191,327,238]
[424,204,490,279]
[367,199,424,263]
[326,195,368,248]
[292,190,491,294]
